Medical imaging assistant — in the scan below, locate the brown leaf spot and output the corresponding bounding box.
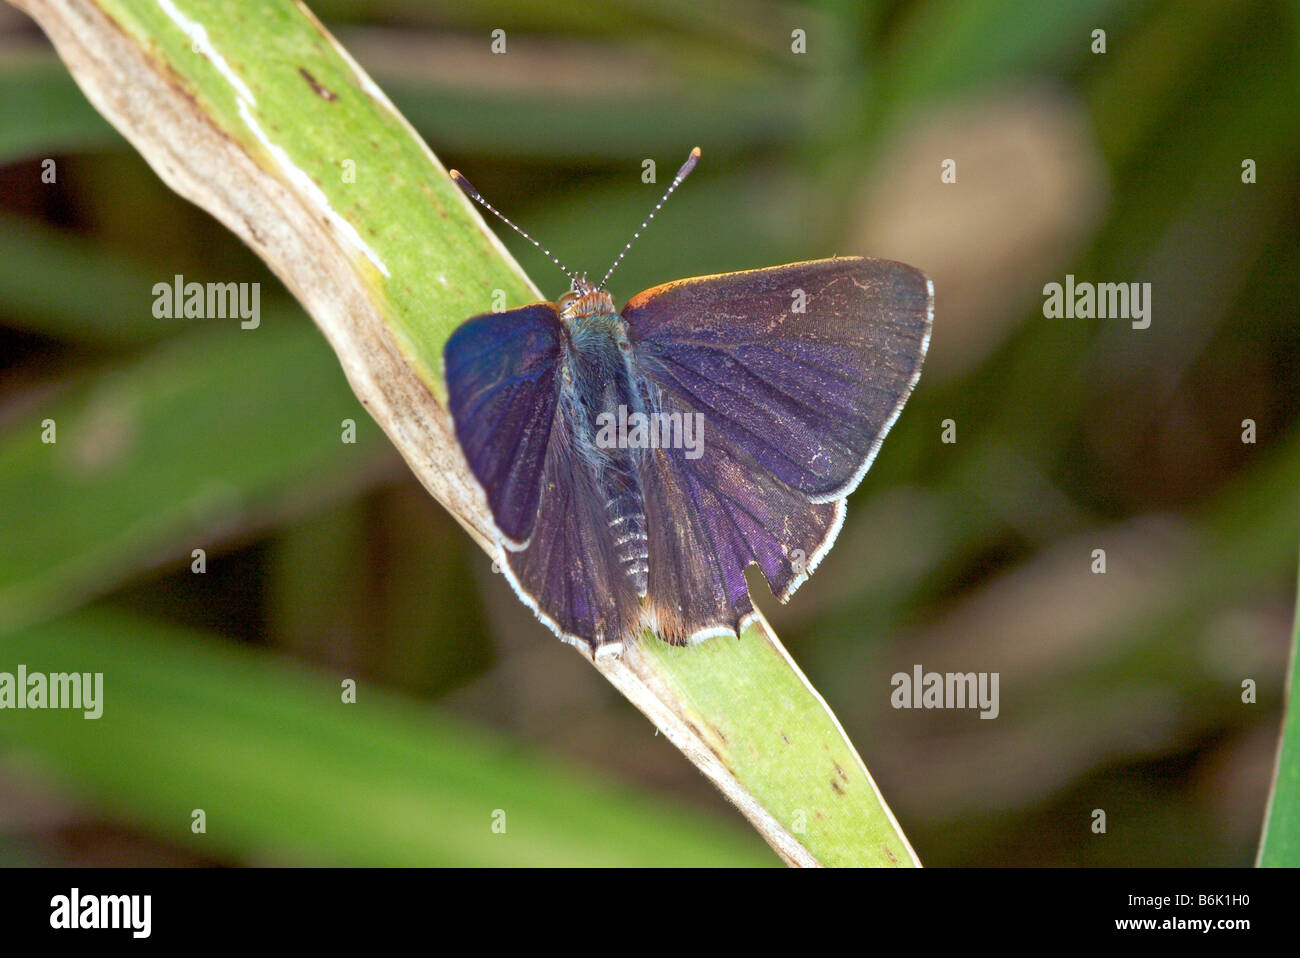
[830,780,844,796]
[298,67,338,101]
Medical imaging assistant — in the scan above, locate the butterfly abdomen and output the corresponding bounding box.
[564,312,652,601]
[603,466,648,598]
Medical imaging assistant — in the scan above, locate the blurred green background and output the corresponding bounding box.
[1,0,1298,866]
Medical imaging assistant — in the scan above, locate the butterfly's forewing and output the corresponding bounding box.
[625,257,931,640]
[624,257,932,502]
[444,304,565,548]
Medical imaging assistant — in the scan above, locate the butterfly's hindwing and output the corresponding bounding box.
[501,406,644,651]
[639,379,844,644]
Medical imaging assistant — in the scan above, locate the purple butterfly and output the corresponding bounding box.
[445,150,932,657]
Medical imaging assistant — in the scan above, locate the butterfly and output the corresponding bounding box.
[444,149,932,657]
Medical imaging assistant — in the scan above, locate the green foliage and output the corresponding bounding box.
[0,608,771,865]
[1259,570,1300,866]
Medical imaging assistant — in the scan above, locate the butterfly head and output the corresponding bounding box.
[558,276,615,321]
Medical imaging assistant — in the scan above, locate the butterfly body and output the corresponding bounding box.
[557,297,652,598]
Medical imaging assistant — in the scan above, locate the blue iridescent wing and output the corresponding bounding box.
[624,257,931,641]
[444,304,564,548]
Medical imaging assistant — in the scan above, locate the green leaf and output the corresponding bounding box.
[1259,561,1300,866]
[0,606,772,866]
[0,51,119,163]
[880,0,1138,123]
[0,213,181,345]
[633,622,917,866]
[0,321,388,632]
[92,0,537,400]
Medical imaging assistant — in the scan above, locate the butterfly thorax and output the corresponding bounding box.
[561,308,650,597]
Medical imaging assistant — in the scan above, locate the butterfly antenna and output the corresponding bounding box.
[450,169,581,285]
[597,147,701,291]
